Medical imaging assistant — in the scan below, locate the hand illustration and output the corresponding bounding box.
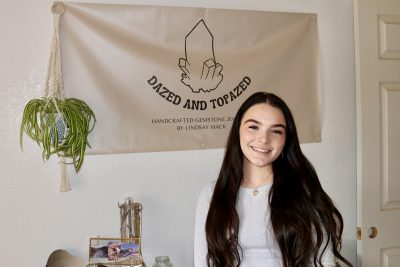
[179,57,223,93]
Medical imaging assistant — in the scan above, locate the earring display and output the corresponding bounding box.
[119,197,143,239]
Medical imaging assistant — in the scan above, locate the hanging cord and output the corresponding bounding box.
[46,2,70,192]
[46,2,65,100]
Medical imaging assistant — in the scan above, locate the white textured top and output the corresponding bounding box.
[194,183,336,267]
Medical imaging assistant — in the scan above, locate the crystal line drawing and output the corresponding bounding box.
[179,19,224,93]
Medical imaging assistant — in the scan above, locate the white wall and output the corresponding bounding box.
[0,0,356,266]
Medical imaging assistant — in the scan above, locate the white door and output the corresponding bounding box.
[354,0,400,266]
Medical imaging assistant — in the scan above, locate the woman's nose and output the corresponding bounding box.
[257,131,270,143]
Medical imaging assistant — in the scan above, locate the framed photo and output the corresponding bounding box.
[88,237,143,266]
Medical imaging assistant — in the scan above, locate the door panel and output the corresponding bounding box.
[355,0,400,266]
[380,83,400,210]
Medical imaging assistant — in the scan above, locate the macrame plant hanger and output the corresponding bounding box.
[47,2,70,192]
[20,1,95,192]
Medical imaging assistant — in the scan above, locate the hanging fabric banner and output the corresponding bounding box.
[60,2,320,154]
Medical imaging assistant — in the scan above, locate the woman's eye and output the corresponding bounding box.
[272,130,284,135]
[248,125,258,130]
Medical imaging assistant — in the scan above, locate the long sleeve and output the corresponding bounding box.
[194,184,213,267]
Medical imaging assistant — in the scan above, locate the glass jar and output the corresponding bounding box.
[152,256,173,267]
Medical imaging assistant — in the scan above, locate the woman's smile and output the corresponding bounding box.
[250,145,271,153]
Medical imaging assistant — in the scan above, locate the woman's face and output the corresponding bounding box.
[239,103,286,170]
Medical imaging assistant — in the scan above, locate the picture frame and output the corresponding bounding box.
[87,237,143,266]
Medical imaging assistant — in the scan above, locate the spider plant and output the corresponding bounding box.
[20,97,96,172]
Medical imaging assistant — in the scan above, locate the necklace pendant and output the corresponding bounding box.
[252,189,259,196]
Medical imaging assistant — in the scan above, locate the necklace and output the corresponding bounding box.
[243,171,273,197]
[252,189,259,196]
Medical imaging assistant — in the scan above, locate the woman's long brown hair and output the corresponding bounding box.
[205,92,352,267]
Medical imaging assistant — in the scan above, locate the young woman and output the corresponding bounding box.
[194,92,352,267]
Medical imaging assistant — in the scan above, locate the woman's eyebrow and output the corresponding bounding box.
[271,124,286,129]
[243,119,260,124]
[243,119,286,129]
